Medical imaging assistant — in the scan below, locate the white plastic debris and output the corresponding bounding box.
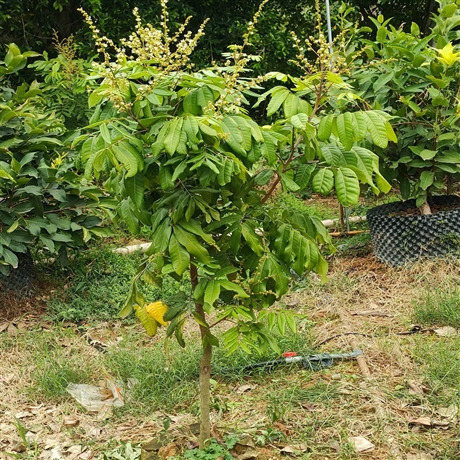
[66,379,124,413]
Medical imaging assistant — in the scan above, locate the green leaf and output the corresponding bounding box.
[204,279,220,310]
[317,114,334,141]
[364,111,389,148]
[2,247,18,268]
[218,279,250,298]
[119,198,140,234]
[241,222,264,256]
[217,157,234,186]
[164,118,184,155]
[152,217,171,253]
[169,234,190,276]
[335,112,355,150]
[255,169,274,186]
[377,26,387,43]
[283,92,300,118]
[280,172,300,192]
[312,168,334,194]
[119,280,136,319]
[438,152,460,163]
[124,174,145,208]
[231,116,252,152]
[173,225,211,263]
[334,168,360,206]
[419,171,434,190]
[266,87,290,117]
[419,149,438,160]
[178,219,215,245]
[222,116,246,156]
[411,22,420,36]
[261,131,277,166]
[112,143,143,178]
[171,160,188,182]
[290,113,309,130]
[400,177,411,200]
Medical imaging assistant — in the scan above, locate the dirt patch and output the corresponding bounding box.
[0,280,50,322]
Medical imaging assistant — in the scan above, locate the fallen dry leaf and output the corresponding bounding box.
[280,444,307,454]
[16,321,27,330]
[158,443,177,459]
[63,417,80,428]
[438,404,458,420]
[407,380,428,395]
[434,326,457,337]
[349,436,375,453]
[409,417,432,427]
[237,384,256,393]
[7,324,17,336]
[407,453,433,460]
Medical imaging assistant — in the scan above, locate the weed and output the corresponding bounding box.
[4,418,40,459]
[27,330,99,400]
[103,338,200,416]
[412,289,460,328]
[267,379,338,422]
[412,336,460,405]
[102,442,141,460]
[271,191,338,221]
[181,440,233,460]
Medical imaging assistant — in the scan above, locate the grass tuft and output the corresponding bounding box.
[412,289,460,328]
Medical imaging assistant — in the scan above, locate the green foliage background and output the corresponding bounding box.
[0,0,439,77]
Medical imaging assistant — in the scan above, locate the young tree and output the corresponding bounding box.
[78,0,393,446]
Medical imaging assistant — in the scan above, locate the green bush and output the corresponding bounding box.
[0,44,111,275]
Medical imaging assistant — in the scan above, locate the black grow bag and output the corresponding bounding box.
[367,195,460,266]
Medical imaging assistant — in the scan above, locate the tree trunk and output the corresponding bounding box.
[198,339,212,448]
[190,262,212,448]
[420,201,432,215]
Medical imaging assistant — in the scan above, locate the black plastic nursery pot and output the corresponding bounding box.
[367,195,460,266]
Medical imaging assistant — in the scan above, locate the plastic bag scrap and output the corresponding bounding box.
[66,378,124,413]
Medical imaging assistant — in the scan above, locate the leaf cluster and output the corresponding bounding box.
[0,44,111,273]
[351,0,460,209]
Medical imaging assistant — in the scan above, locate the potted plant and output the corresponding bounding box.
[352,0,460,265]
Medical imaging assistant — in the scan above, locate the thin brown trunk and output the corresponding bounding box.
[339,203,346,231]
[190,263,212,448]
[420,202,432,215]
[198,339,212,448]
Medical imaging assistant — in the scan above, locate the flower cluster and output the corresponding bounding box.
[213,0,269,114]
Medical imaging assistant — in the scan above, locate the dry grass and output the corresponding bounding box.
[1,252,460,459]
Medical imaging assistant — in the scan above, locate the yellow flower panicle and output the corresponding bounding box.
[145,301,169,326]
